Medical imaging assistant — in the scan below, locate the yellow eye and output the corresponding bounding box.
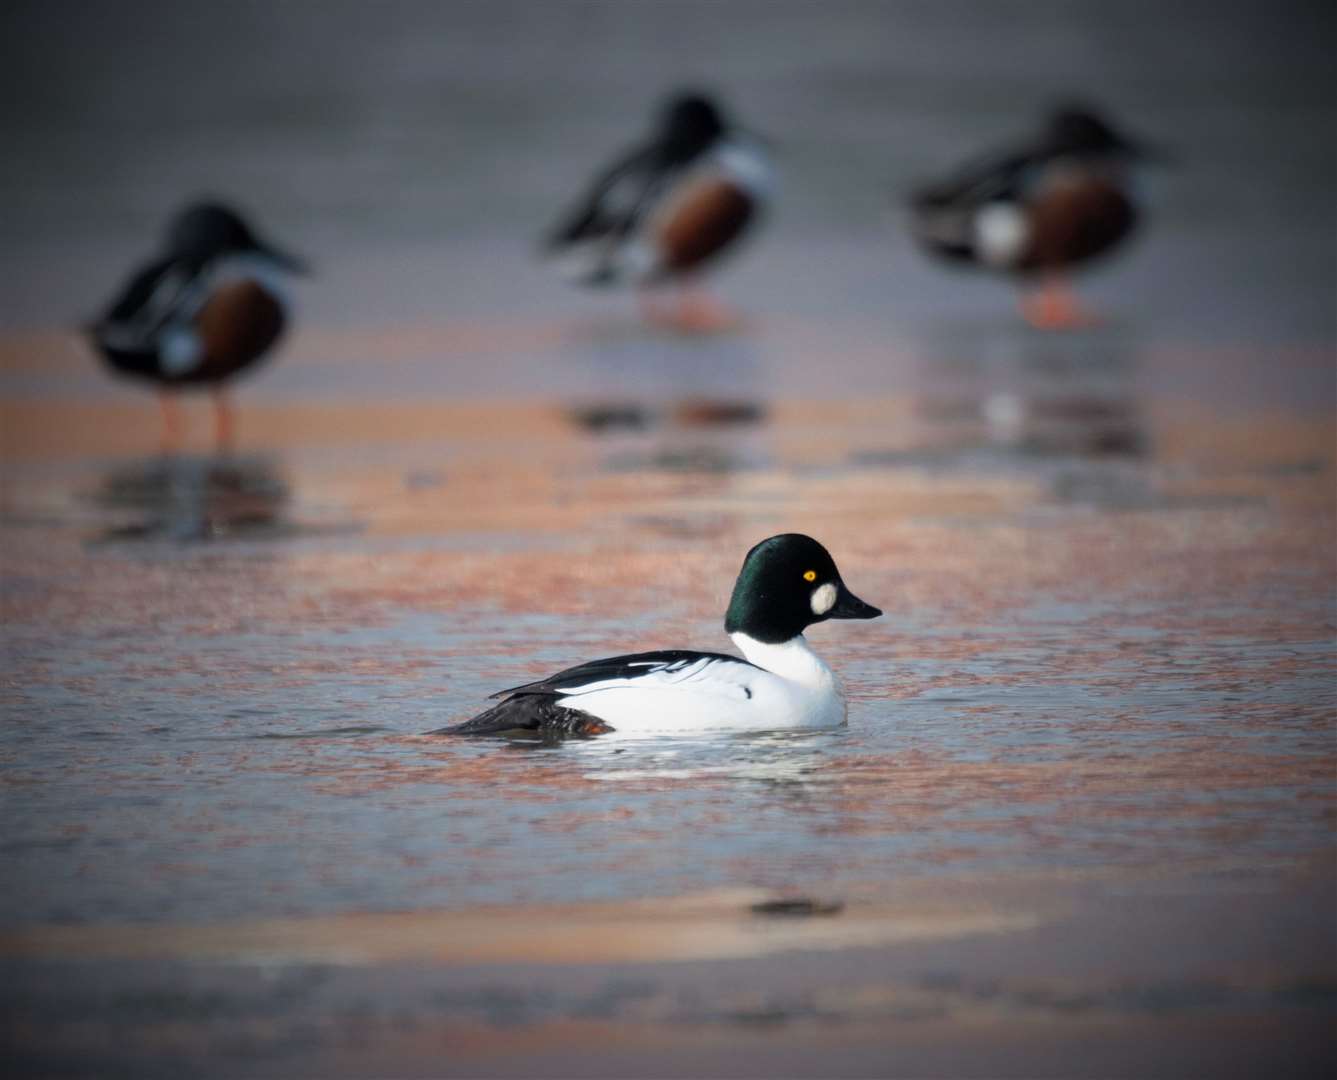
[803,570,817,582]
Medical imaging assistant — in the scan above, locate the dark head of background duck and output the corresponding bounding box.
[165,201,308,273]
[724,533,881,645]
[655,92,726,165]
[1040,104,1163,161]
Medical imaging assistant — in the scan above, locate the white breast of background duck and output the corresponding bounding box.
[649,137,776,221]
[552,631,845,736]
[705,136,776,200]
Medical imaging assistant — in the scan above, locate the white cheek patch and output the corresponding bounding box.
[810,583,837,616]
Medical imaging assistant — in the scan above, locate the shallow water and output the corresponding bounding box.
[3,360,1332,926]
[4,359,1335,1074]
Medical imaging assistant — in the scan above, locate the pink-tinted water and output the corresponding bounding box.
[3,322,1334,1076]
[3,330,1333,924]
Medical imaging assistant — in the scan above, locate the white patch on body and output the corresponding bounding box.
[712,138,776,199]
[211,253,293,306]
[810,583,837,616]
[158,326,203,375]
[552,633,846,736]
[973,202,1030,268]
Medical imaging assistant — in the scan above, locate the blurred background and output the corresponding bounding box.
[4,1,1333,352]
[1,2,1334,1077]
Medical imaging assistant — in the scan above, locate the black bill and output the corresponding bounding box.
[830,582,882,620]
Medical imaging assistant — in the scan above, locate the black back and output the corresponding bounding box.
[491,649,756,699]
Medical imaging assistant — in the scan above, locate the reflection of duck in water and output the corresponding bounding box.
[981,391,1145,457]
[91,455,289,543]
[435,534,880,739]
[909,105,1161,329]
[87,202,307,451]
[543,92,774,331]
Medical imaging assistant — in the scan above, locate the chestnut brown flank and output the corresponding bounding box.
[193,279,285,382]
[1020,171,1136,272]
[653,178,753,274]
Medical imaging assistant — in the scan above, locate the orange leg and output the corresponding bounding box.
[212,387,235,453]
[1020,276,1101,330]
[159,391,183,454]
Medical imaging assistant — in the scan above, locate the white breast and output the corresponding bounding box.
[208,253,294,306]
[710,138,776,200]
[557,634,845,736]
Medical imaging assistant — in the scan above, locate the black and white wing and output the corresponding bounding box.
[908,145,1045,262]
[90,256,204,355]
[541,142,692,285]
[432,650,760,738]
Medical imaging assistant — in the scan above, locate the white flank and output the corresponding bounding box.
[552,633,846,736]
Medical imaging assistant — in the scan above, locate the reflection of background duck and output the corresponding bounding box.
[564,327,771,484]
[90,455,291,543]
[909,105,1162,330]
[858,322,1149,484]
[86,202,306,451]
[543,92,774,332]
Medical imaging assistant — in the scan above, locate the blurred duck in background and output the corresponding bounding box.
[87,201,306,451]
[909,104,1162,329]
[543,91,774,331]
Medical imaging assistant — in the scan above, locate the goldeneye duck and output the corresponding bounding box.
[542,90,774,331]
[87,201,307,451]
[908,104,1163,329]
[434,534,881,739]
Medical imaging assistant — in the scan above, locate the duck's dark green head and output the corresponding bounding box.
[165,201,308,273]
[657,91,727,162]
[1042,104,1162,161]
[724,534,881,645]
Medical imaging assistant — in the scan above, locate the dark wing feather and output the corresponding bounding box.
[429,697,613,739]
[489,649,753,699]
[910,147,1039,212]
[90,256,203,352]
[100,257,178,323]
[909,143,1048,261]
[544,144,672,248]
[431,650,758,739]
